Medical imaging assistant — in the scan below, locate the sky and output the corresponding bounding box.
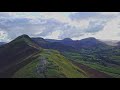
[0,12,120,42]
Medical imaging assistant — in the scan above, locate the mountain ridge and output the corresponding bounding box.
[0,34,42,77]
[45,37,110,50]
[0,34,120,78]
[0,34,88,78]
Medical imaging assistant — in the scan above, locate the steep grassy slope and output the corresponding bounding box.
[1,34,118,78]
[0,34,88,78]
[0,35,42,77]
[13,49,87,78]
[32,36,120,78]
[62,52,120,78]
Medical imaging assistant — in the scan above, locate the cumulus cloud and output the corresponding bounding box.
[70,12,119,20]
[0,12,120,42]
[84,20,106,33]
[0,29,10,42]
[94,16,120,40]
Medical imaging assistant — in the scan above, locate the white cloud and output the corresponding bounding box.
[68,19,90,29]
[44,30,62,39]
[98,12,120,15]
[0,29,10,42]
[0,12,120,42]
[94,16,120,40]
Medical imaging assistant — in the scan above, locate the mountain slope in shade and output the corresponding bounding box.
[46,37,109,50]
[116,41,120,47]
[76,37,107,48]
[32,38,77,52]
[0,35,88,78]
[0,34,42,77]
[0,34,119,78]
[0,42,6,46]
[46,38,74,46]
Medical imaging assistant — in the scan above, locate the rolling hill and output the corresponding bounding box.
[40,37,120,78]
[0,34,120,78]
[0,34,42,77]
[32,38,77,52]
[46,37,110,50]
[0,34,87,78]
[13,49,87,78]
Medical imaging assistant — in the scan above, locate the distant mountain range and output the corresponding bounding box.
[0,35,87,78]
[0,35,120,78]
[33,36,120,77]
[0,42,6,46]
[32,37,76,52]
[38,37,110,51]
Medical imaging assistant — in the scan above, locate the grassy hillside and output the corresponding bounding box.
[1,34,119,78]
[0,34,42,78]
[13,49,87,78]
[62,52,120,78]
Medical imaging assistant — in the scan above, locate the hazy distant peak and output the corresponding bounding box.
[32,37,44,39]
[86,37,96,39]
[63,38,73,41]
[17,34,30,39]
[81,37,97,41]
[100,39,119,46]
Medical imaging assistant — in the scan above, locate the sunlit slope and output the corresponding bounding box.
[13,49,87,78]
